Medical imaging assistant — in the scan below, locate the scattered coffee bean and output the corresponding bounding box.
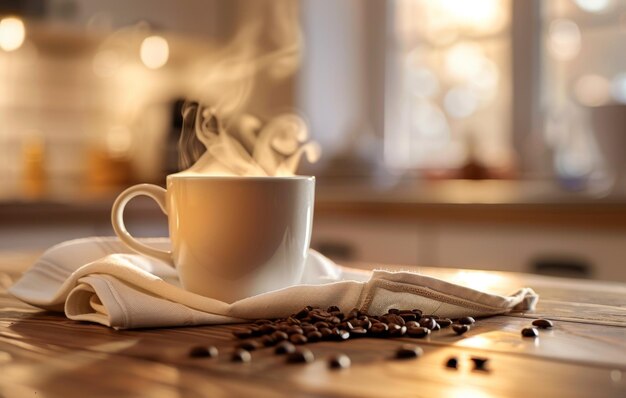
[314,321,330,329]
[395,344,423,359]
[452,324,470,335]
[388,308,401,314]
[290,334,308,345]
[232,328,253,339]
[189,345,218,358]
[521,327,539,338]
[286,348,314,364]
[259,324,277,334]
[275,341,296,355]
[302,325,318,334]
[411,309,423,319]
[471,356,489,371]
[370,323,388,337]
[399,312,417,322]
[406,326,430,338]
[255,319,272,325]
[432,323,441,331]
[458,317,476,325]
[328,354,351,369]
[271,331,288,342]
[388,323,407,337]
[350,327,368,337]
[333,329,351,341]
[327,305,341,313]
[231,349,251,363]
[295,307,310,319]
[532,319,554,329]
[437,318,453,328]
[249,326,263,336]
[445,357,458,369]
[237,340,261,351]
[319,327,333,339]
[419,317,437,330]
[405,321,419,328]
[307,331,323,342]
[287,326,304,335]
[260,335,276,347]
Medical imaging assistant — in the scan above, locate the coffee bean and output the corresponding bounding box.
[189,345,218,358]
[287,317,301,325]
[327,305,341,313]
[395,344,423,359]
[259,324,277,334]
[411,309,423,319]
[445,357,458,369]
[295,307,310,319]
[287,326,304,335]
[355,319,372,330]
[532,319,554,329]
[471,356,489,371]
[340,321,354,330]
[237,340,261,351]
[302,325,318,334]
[249,326,263,336]
[521,327,539,338]
[399,312,417,322]
[405,321,419,328]
[286,348,314,364]
[319,327,333,339]
[437,318,453,328]
[314,321,330,329]
[382,314,405,326]
[346,309,359,320]
[388,323,407,337]
[333,329,350,341]
[260,335,276,347]
[432,323,441,331]
[406,326,430,338]
[231,349,251,363]
[290,334,308,345]
[271,331,288,342]
[232,328,253,339]
[370,323,388,337]
[350,327,368,337]
[458,317,475,325]
[275,341,296,355]
[307,331,323,342]
[328,354,351,369]
[255,319,273,325]
[388,308,401,314]
[419,317,437,330]
[452,324,470,335]
[330,316,342,324]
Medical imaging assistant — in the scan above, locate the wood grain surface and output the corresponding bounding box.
[0,253,625,398]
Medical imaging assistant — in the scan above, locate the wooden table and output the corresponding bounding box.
[0,252,625,397]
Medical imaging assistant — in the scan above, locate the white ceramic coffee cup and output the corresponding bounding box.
[111,175,315,303]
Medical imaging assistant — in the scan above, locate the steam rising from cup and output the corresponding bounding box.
[177,102,320,177]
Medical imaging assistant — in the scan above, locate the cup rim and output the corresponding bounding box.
[167,174,315,181]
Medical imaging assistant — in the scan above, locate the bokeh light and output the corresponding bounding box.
[444,86,478,119]
[574,0,612,13]
[610,73,626,103]
[574,74,610,106]
[0,17,26,52]
[139,35,169,69]
[548,19,581,61]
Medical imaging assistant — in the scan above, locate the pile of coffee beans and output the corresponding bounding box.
[226,305,484,365]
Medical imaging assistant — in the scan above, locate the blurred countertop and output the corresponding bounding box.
[2,178,626,229]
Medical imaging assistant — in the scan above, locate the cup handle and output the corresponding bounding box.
[111,184,174,267]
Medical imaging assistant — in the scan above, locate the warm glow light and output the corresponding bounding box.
[93,50,122,78]
[0,17,26,52]
[444,87,478,119]
[449,270,503,291]
[548,19,581,61]
[140,35,169,69]
[574,74,610,107]
[445,42,484,83]
[574,0,612,13]
[610,73,626,103]
[439,0,503,31]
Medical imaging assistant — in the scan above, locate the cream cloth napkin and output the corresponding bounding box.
[10,237,538,329]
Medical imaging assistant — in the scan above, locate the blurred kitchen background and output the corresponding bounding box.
[1,0,625,281]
